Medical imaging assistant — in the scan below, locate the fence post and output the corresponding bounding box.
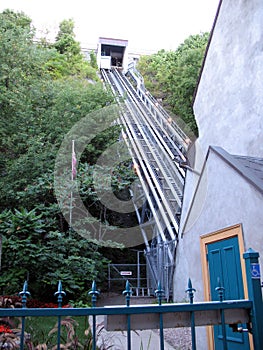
[243,248,263,350]
[123,280,132,350]
[54,280,66,350]
[19,281,30,350]
[89,281,100,350]
[185,278,196,350]
[155,282,164,350]
[215,278,227,350]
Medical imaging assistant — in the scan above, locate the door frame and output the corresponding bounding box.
[200,224,251,349]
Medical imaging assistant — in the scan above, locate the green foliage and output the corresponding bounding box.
[137,33,209,135]
[1,208,47,238]
[55,19,79,55]
[0,9,32,31]
[90,50,98,69]
[0,77,113,210]
[0,208,48,294]
[77,153,138,233]
[52,18,99,81]
[0,9,117,301]
[0,217,108,300]
[1,315,113,349]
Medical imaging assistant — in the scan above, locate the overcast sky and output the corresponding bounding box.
[0,0,219,52]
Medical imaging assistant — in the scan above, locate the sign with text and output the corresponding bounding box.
[120,271,132,276]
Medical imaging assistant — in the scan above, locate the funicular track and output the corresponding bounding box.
[101,67,190,299]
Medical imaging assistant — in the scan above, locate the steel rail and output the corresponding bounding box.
[116,95,181,238]
[107,69,182,240]
[120,109,180,238]
[113,69,185,185]
[100,68,186,298]
[117,68,189,162]
[114,69,187,166]
[111,69,183,212]
[136,86,191,154]
[105,71,182,225]
[119,112,177,260]
[117,114,179,263]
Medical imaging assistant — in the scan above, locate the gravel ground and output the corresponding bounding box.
[157,328,192,350]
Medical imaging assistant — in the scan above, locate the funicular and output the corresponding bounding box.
[98,38,189,300]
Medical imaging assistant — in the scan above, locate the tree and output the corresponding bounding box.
[137,33,209,135]
[165,33,209,134]
[52,19,99,80]
[0,209,108,300]
[0,9,31,30]
[54,19,81,56]
[0,9,117,300]
[89,50,98,69]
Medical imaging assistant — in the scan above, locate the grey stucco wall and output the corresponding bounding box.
[180,0,263,244]
[174,150,263,294]
[178,0,263,293]
[175,1,263,346]
[194,0,263,158]
[174,149,263,348]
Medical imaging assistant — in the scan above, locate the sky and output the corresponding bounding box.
[0,0,220,53]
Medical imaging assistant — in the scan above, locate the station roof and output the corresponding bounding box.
[181,145,263,235]
[98,37,128,47]
[210,146,263,195]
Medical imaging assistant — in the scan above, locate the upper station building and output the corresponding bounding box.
[96,37,129,71]
[82,37,156,72]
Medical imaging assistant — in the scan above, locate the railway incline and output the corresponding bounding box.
[101,67,191,300]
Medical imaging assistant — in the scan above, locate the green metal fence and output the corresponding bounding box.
[0,248,262,350]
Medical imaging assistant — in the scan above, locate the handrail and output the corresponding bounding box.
[1,265,262,350]
[0,299,252,318]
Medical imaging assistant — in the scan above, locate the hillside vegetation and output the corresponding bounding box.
[0,10,118,301]
[0,9,209,302]
[137,33,209,136]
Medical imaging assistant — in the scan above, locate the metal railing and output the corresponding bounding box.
[0,280,253,350]
[1,249,263,350]
[107,263,149,295]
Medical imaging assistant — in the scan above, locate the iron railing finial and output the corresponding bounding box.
[215,277,225,302]
[88,280,100,307]
[185,278,196,304]
[19,281,30,308]
[54,280,66,307]
[155,281,164,305]
[123,280,132,307]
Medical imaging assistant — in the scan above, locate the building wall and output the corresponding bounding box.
[194,0,263,159]
[180,0,263,242]
[174,1,263,346]
[174,149,263,348]
[179,0,263,268]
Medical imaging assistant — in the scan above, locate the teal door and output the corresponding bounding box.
[207,237,250,349]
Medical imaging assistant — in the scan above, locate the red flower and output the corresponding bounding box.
[1,295,69,309]
[0,325,12,333]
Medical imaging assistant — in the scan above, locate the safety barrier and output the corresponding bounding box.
[0,249,262,350]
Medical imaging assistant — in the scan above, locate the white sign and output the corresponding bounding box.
[120,271,132,276]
